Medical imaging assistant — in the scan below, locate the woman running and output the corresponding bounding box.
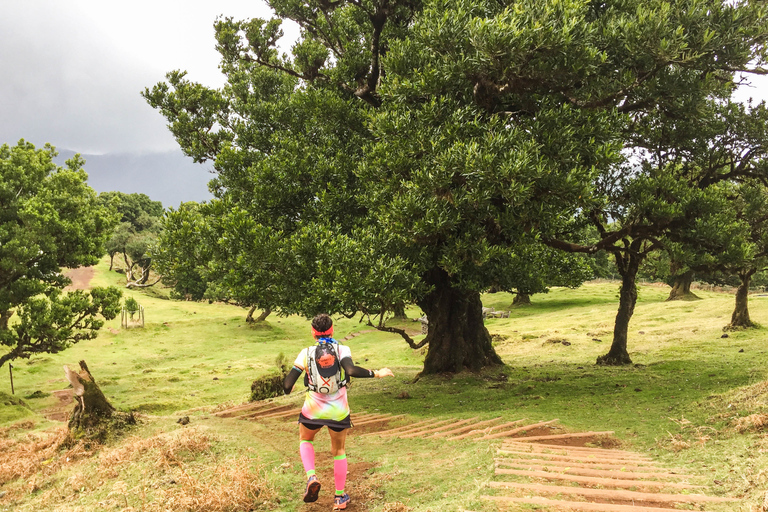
[283,314,394,510]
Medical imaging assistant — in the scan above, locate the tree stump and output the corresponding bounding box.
[64,360,135,443]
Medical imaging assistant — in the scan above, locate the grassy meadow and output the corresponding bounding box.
[2,257,768,511]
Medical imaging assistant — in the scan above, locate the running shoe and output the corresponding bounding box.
[333,493,351,510]
[303,475,321,503]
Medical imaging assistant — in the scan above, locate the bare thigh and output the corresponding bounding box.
[299,423,348,456]
[299,423,319,442]
[329,428,347,457]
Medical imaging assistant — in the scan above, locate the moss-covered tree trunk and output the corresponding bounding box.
[512,292,531,306]
[597,249,640,366]
[419,269,503,374]
[0,310,12,330]
[666,270,700,301]
[392,302,408,319]
[246,307,272,323]
[728,270,755,329]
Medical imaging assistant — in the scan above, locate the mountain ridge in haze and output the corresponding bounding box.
[53,148,215,208]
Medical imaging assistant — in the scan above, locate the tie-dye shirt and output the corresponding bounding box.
[293,341,353,423]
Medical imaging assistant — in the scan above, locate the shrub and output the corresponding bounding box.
[249,353,289,402]
[124,296,140,319]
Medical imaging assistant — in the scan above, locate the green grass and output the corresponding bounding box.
[3,261,768,511]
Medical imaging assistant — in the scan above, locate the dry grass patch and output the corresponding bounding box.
[381,502,412,512]
[754,490,768,512]
[660,433,692,452]
[3,426,275,512]
[733,414,768,434]
[146,456,275,511]
[0,427,93,485]
[99,427,213,476]
[0,425,97,508]
[709,379,768,433]
[97,428,275,512]
[656,416,721,452]
[727,380,768,410]
[92,457,276,512]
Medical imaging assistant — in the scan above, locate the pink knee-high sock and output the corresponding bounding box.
[300,441,316,476]
[334,454,347,494]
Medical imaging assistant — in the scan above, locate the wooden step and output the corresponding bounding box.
[354,414,405,427]
[399,418,477,439]
[384,418,456,438]
[480,419,560,440]
[495,467,702,490]
[430,417,503,438]
[502,441,649,459]
[213,401,275,418]
[483,495,716,511]
[508,431,616,443]
[240,404,296,420]
[350,413,380,421]
[365,418,433,437]
[449,419,527,440]
[494,458,694,479]
[350,413,388,423]
[502,441,652,462]
[496,449,660,466]
[488,481,735,504]
[260,408,303,420]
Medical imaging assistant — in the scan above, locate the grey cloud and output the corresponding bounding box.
[0,4,177,153]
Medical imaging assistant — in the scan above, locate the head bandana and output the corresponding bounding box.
[311,326,333,337]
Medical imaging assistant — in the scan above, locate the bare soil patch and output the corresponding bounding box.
[301,458,377,512]
[62,266,96,291]
[42,389,73,422]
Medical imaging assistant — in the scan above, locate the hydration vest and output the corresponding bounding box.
[305,339,347,394]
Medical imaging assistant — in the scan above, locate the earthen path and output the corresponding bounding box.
[62,266,96,291]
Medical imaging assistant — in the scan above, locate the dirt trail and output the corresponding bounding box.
[62,266,96,291]
[43,390,73,422]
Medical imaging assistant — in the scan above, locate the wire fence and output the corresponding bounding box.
[121,305,145,328]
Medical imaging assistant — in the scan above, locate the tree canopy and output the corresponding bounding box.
[146,0,768,373]
[0,141,123,369]
[99,191,164,287]
[548,97,768,363]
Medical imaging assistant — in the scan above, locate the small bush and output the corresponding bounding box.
[250,353,289,402]
[23,391,49,400]
[250,372,285,402]
[124,296,140,318]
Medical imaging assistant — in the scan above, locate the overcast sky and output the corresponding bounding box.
[0,1,298,154]
[0,2,765,157]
